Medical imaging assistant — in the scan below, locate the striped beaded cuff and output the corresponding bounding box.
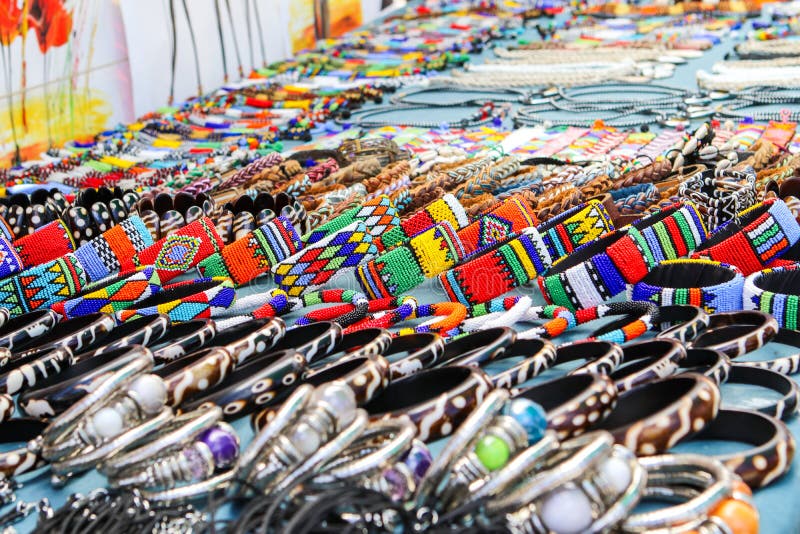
[0,235,23,279]
[73,216,154,282]
[273,221,378,297]
[357,221,465,299]
[378,194,469,251]
[50,266,162,320]
[630,259,744,313]
[124,217,225,283]
[439,227,551,306]
[13,219,75,268]
[0,254,87,317]
[691,198,800,275]
[455,194,538,256]
[302,195,400,249]
[197,216,302,286]
[537,199,615,262]
[116,277,235,323]
[632,202,707,263]
[744,264,800,329]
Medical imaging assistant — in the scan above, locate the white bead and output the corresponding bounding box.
[129,374,167,414]
[540,487,593,534]
[93,407,124,439]
[289,422,320,456]
[311,383,356,427]
[599,456,631,494]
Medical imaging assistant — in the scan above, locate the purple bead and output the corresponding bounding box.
[402,442,432,483]
[199,425,239,469]
[182,447,211,480]
[382,467,410,502]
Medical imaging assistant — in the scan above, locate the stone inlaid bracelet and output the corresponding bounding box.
[688,310,779,358]
[743,263,800,329]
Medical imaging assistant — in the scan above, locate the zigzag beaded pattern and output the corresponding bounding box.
[0,255,87,317]
[116,278,236,324]
[53,267,162,320]
[537,199,614,261]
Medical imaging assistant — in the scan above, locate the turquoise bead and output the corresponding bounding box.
[504,398,547,444]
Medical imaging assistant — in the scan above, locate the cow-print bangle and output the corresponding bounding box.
[364,366,493,442]
[0,346,73,395]
[551,340,624,376]
[436,327,518,369]
[677,348,731,385]
[734,328,800,375]
[609,338,687,392]
[688,310,779,358]
[150,319,216,362]
[209,317,286,366]
[688,408,795,489]
[479,338,558,389]
[594,373,721,456]
[514,372,617,440]
[654,305,710,342]
[383,333,445,380]
[0,419,47,478]
[82,314,171,357]
[156,347,235,408]
[309,328,393,371]
[12,312,116,359]
[269,321,342,364]
[0,309,58,351]
[723,364,800,421]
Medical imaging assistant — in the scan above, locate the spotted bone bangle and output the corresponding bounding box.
[691,198,800,275]
[630,259,744,313]
[116,278,236,324]
[378,194,469,251]
[208,317,286,366]
[357,221,465,299]
[73,216,154,283]
[0,419,47,478]
[13,219,75,268]
[744,263,800,329]
[689,310,779,358]
[196,216,302,286]
[439,227,551,306]
[0,254,87,317]
[156,346,236,407]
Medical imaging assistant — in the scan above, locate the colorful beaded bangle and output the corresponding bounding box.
[516,304,578,340]
[632,202,707,264]
[536,198,614,262]
[73,216,154,283]
[115,277,236,324]
[397,302,468,336]
[439,227,551,306]
[344,296,418,334]
[357,221,465,299]
[575,302,658,345]
[744,264,800,330]
[378,193,469,251]
[691,198,800,276]
[196,216,302,286]
[292,289,370,327]
[630,259,744,313]
[0,254,87,318]
[0,235,23,279]
[460,296,532,333]
[302,195,400,248]
[655,305,710,342]
[249,290,293,320]
[124,217,225,283]
[273,221,378,297]
[455,194,538,256]
[50,266,162,320]
[13,219,75,268]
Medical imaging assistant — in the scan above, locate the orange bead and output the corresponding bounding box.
[710,499,759,534]
[733,479,754,497]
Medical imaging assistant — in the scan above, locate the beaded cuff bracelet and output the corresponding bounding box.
[630,259,744,313]
[536,199,614,262]
[455,194,538,256]
[439,227,551,306]
[344,296,418,334]
[51,267,162,320]
[378,194,469,251]
[116,277,236,323]
[197,216,302,286]
[302,195,400,248]
[744,264,800,329]
[13,219,75,268]
[273,221,378,297]
[73,216,154,283]
[0,235,23,279]
[631,202,707,263]
[357,221,465,299]
[691,198,800,275]
[0,254,87,317]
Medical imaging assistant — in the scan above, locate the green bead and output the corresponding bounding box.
[474,435,510,472]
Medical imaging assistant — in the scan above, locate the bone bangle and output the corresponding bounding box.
[689,310,779,358]
[677,348,732,385]
[149,319,216,362]
[655,304,710,342]
[13,312,116,359]
[723,364,800,420]
[550,340,624,376]
[0,309,58,351]
[207,317,286,366]
[609,338,687,392]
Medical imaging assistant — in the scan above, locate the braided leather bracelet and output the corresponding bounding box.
[73,216,154,283]
[116,277,236,323]
[378,194,469,251]
[744,264,800,329]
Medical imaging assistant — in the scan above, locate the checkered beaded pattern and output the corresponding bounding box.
[13,219,75,268]
[0,253,87,317]
[456,194,538,256]
[379,194,469,251]
[744,264,800,329]
[537,199,615,262]
[74,216,155,282]
[302,195,400,249]
[116,277,235,323]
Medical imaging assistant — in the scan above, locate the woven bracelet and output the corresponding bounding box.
[378,193,469,251]
[292,289,371,327]
[302,195,400,249]
[196,216,302,286]
[439,227,551,306]
[691,198,800,275]
[50,266,162,321]
[630,259,744,313]
[273,221,378,296]
[0,253,87,317]
[455,194,538,256]
[744,264,800,329]
[13,219,75,269]
[116,277,235,323]
[124,216,224,283]
[73,216,155,283]
[356,221,465,299]
[536,198,615,262]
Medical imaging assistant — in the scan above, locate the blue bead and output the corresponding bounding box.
[503,398,547,444]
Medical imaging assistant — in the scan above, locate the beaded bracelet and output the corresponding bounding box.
[13,219,75,269]
[691,198,800,275]
[378,194,469,251]
[439,227,551,306]
[357,221,465,299]
[73,216,154,283]
[292,289,370,327]
[536,198,615,262]
[743,264,800,329]
[50,266,162,320]
[630,259,744,313]
[575,302,657,345]
[116,277,236,323]
[0,254,87,318]
[344,296,418,334]
[273,221,378,297]
[302,195,400,249]
[0,235,23,279]
[397,302,468,336]
[454,194,538,256]
[196,216,302,286]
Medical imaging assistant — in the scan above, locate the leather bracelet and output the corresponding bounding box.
[302,195,400,248]
[309,327,393,370]
[454,194,538,256]
[689,310,779,358]
[156,346,236,407]
[654,304,710,342]
[364,366,492,442]
[0,419,47,478]
[73,215,154,283]
[149,319,216,362]
[273,221,378,296]
[595,373,721,456]
[630,259,744,313]
[735,328,800,375]
[116,277,236,323]
[13,219,75,268]
[678,348,732,385]
[292,289,370,327]
[13,312,116,359]
[439,227,551,306]
[50,266,162,320]
[269,321,342,364]
[378,193,469,251]
[724,364,800,420]
[83,314,171,356]
[551,340,624,376]
[197,216,302,286]
[0,253,87,317]
[535,198,615,262]
[691,198,800,275]
[357,221,465,299]
[476,337,558,389]
[209,317,286,366]
[689,408,795,489]
[0,345,72,395]
[383,332,445,379]
[609,338,687,392]
[514,372,617,440]
[0,309,58,351]
[744,263,800,329]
